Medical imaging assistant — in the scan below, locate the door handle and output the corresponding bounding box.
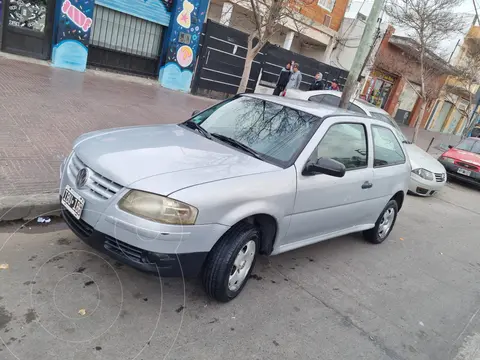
[362,181,373,189]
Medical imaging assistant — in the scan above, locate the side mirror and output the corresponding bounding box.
[191,110,200,117]
[448,145,453,149]
[303,158,346,177]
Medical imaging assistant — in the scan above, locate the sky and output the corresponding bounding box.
[345,0,477,58]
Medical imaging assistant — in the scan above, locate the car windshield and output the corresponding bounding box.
[456,138,480,154]
[188,96,321,167]
[369,111,409,143]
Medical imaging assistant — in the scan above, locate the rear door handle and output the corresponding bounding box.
[362,181,373,189]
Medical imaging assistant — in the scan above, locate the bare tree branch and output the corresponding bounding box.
[385,0,465,143]
[234,0,313,93]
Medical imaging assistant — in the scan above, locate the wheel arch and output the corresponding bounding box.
[217,213,279,256]
[391,190,405,211]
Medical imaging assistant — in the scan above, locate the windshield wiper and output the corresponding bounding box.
[402,140,412,144]
[183,120,212,139]
[211,133,264,160]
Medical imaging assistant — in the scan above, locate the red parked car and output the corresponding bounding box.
[438,137,480,186]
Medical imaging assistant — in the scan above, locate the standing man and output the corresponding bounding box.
[273,61,292,96]
[309,72,324,91]
[285,63,302,91]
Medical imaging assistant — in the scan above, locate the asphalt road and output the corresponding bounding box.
[1,181,480,360]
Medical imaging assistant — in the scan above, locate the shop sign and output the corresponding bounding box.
[371,70,396,83]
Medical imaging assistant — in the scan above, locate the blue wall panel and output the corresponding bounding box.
[95,0,172,26]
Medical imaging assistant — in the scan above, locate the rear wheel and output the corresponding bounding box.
[363,200,398,244]
[202,223,259,302]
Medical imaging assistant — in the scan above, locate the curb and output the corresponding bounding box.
[0,193,61,222]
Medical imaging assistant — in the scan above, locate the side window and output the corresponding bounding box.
[372,125,406,167]
[310,123,368,170]
[308,95,325,103]
[348,103,367,115]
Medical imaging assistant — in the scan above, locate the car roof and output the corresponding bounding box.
[285,89,392,116]
[243,94,399,132]
[244,93,357,119]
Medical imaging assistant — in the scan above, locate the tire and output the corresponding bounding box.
[363,200,398,244]
[202,222,260,302]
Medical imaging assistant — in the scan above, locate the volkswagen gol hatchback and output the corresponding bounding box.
[60,94,410,302]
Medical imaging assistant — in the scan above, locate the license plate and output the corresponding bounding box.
[457,168,471,176]
[61,185,85,220]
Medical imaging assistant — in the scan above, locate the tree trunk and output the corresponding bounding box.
[412,99,427,144]
[237,48,256,94]
[412,47,427,144]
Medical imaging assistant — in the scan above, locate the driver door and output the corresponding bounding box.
[281,116,376,249]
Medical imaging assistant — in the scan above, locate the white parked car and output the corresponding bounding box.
[284,90,446,196]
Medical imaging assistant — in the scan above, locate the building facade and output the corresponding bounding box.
[0,0,209,91]
[425,25,480,135]
[207,0,350,62]
[361,26,451,129]
[330,10,387,72]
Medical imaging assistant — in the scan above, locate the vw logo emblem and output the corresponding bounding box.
[76,168,89,188]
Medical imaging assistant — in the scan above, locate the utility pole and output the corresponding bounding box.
[339,0,386,109]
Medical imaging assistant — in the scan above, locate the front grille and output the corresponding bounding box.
[69,153,122,200]
[62,208,94,238]
[104,236,145,263]
[435,173,445,182]
[456,161,479,171]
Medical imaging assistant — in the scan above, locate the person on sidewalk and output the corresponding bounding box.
[273,62,292,96]
[285,63,302,91]
[329,79,340,91]
[309,72,324,91]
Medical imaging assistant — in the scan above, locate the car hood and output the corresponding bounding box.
[73,124,279,191]
[405,143,445,173]
[442,147,480,167]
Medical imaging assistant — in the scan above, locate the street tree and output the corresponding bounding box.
[227,0,313,93]
[386,0,465,143]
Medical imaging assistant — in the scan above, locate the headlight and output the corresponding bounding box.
[412,168,434,181]
[439,156,454,163]
[118,190,198,225]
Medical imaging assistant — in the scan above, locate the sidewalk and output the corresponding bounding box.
[401,126,461,158]
[0,56,460,199]
[0,56,215,198]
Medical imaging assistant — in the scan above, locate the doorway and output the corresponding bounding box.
[1,0,56,59]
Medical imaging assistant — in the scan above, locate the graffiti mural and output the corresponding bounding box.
[7,0,46,32]
[51,0,94,72]
[159,0,209,92]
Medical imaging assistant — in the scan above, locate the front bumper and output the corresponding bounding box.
[408,174,446,196]
[62,206,208,277]
[59,153,230,277]
[439,161,480,187]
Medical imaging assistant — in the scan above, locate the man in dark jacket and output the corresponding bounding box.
[309,72,324,91]
[273,62,292,95]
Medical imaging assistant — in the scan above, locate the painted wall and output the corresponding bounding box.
[95,0,172,26]
[51,0,94,72]
[159,0,210,92]
[300,0,350,32]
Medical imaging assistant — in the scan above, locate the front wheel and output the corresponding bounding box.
[202,223,259,302]
[363,200,398,244]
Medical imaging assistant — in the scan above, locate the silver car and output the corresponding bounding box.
[60,94,410,302]
[284,89,447,196]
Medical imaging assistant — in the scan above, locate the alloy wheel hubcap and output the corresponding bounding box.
[228,240,256,291]
[378,208,395,239]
